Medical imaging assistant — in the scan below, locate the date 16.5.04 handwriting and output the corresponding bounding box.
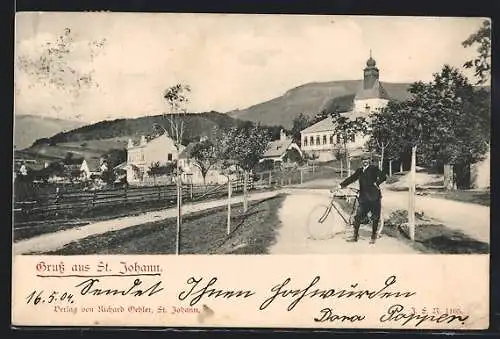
[26,290,75,306]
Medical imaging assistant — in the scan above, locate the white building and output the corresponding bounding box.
[178,141,238,185]
[259,130,303,168]
[80,158,102,180]
[300,52,390,162]
[126,132,185,185]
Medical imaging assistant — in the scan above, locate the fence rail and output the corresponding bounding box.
[14,179,252,223]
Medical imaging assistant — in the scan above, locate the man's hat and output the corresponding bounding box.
[360,153,371,160]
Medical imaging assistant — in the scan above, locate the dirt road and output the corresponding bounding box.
[271,188,418,254]
[290,178,490,244]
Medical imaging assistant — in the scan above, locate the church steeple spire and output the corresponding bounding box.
[363,50,379,89]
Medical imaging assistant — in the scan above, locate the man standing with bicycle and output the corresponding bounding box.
[336,153,387,244]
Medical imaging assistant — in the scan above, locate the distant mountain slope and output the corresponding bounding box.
[39,111,241,145]
[14,115,86,150]
[17,111,264,162]
[227,80,412,128]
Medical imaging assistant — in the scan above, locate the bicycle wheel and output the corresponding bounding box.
[307,204,336,240]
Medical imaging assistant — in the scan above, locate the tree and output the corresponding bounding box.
[161,83,191,255]
[291,113,311,145]
[462,20,491,85]
[104,149,127,168]
[375,65,490,240]
[368,102,404,172]
[333,144,347,177]
[216,125,271,212]
[16,27,106,98]
[147,161,176,186]
[190,139,217,187]
[330,111,369,175]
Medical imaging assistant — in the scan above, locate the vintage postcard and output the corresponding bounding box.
[12,12,490,329]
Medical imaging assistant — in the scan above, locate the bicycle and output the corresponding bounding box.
[306,187,384,240]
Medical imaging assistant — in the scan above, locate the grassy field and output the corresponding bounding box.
[44,194,286,255]
[382,210,489,254]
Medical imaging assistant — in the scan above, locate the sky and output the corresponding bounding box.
[14,13,487,123]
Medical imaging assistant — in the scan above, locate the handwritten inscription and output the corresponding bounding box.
[379,304,469,327]
[178,277,256,306]
[260,275,416,311]
[75,278,164,297]
[314,308,366,323]
[24,259,474,329]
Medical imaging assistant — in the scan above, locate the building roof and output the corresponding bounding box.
[129,132,170,148]
[262,138,294,158]
[301,117,336,134]
[354,79,390,101]
[84,158,101,172]
[301,110,371,134]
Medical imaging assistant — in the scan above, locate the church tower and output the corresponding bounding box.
[363,50,379,89]
[353,51,390,113]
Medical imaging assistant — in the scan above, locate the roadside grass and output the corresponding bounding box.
[382,210,489,254]
[423,189,490,207]
[42,194,286,255]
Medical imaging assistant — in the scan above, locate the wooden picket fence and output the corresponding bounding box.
[253,165,345,187]
[13,178,251,223]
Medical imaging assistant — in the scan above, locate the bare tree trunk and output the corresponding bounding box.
[444,164,456,190]
[400,160,403,173]
[347,154,351,176]
[340,158,343,178]
[175,160,181,255]
[227,178,232,235]
[243,170,248,213]
[408,145,417,241]
[380,145,385,171]
[389,160,393,177]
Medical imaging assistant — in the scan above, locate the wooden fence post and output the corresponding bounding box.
[227,179,232,235]
[124,185,128,203]
[92,191,97,208]
[268,172,272,186]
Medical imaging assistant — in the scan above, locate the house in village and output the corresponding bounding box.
[300,52,390,162]
[80,158,105,180]
[125,132,185,185]
[259,130,303,170]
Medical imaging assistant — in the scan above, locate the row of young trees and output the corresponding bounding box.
[160,83,274,254]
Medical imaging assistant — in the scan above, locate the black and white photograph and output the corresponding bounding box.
[13,13,490,256]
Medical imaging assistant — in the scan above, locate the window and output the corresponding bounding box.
[350,135,355,142]
[336,134,341,143]
[141,154,144,161]
[323,135,327,145]
[316,136,320,145]
[329,135,334,144]
[168,153,173,161]
[310,136,314,145]
[303,138,308,146]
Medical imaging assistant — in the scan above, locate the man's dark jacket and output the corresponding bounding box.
[339,165,387,202]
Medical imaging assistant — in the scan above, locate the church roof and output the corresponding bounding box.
[354,79,391,101]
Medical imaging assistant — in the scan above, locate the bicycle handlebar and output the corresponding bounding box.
[330,186,359,198]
